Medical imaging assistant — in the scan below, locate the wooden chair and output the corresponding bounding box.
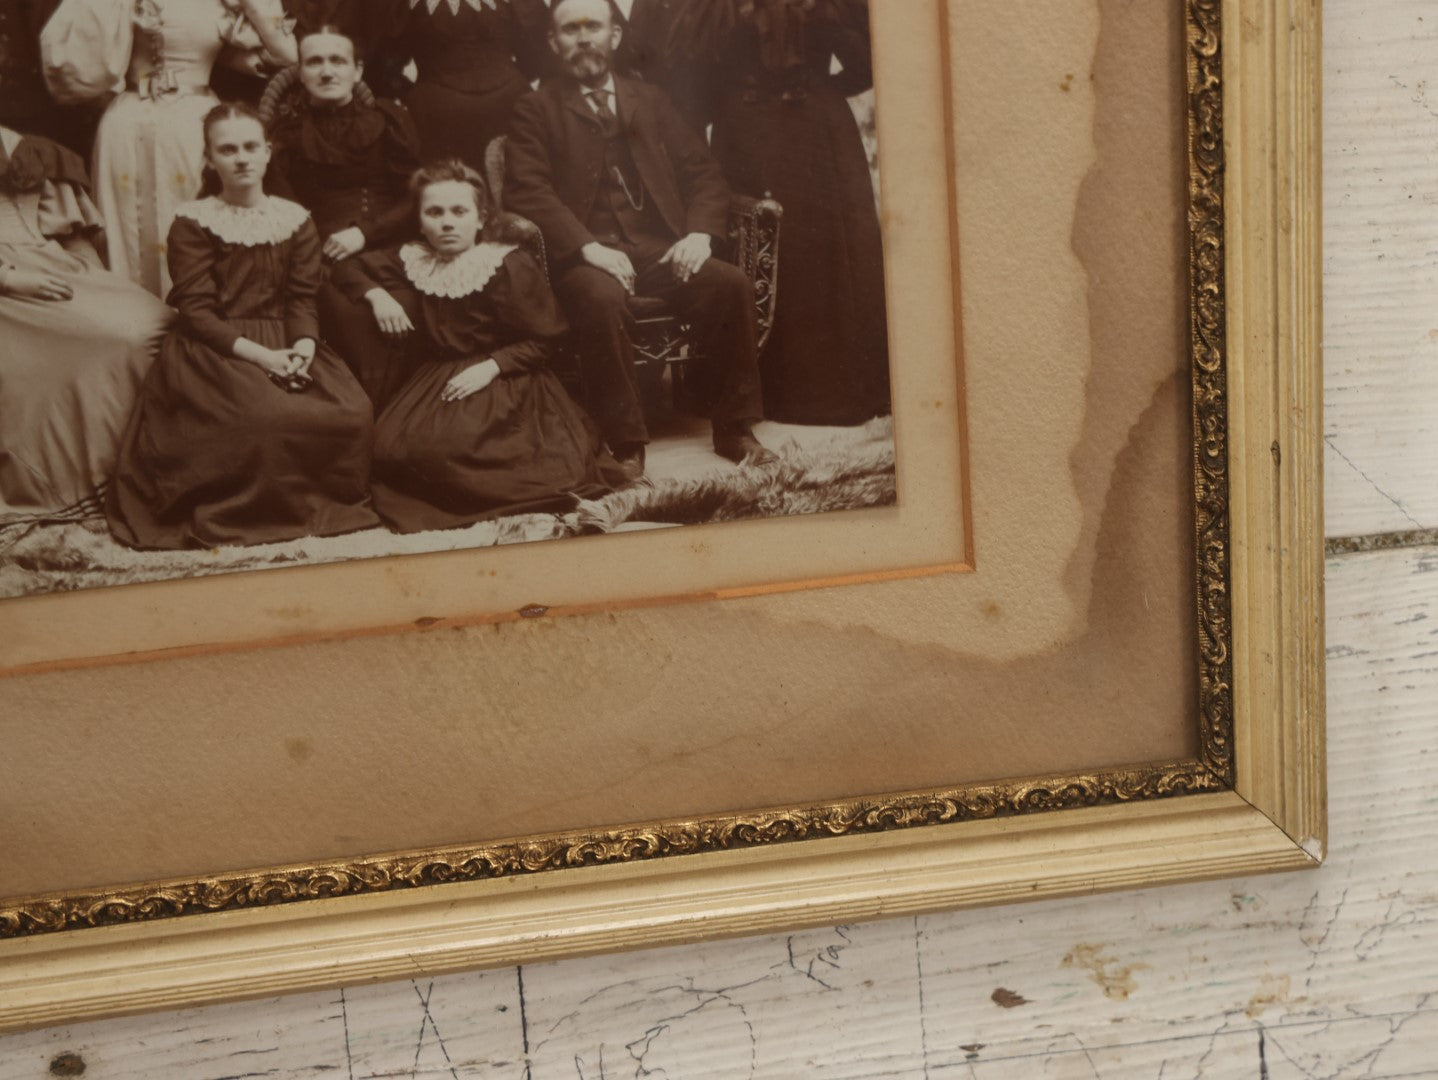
[256,65,378,130]
[483,136,783,410]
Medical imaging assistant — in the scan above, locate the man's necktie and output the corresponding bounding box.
[587,88,619,134]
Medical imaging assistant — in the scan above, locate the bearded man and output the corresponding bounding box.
[503,0,775,478]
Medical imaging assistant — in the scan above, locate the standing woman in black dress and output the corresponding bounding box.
[370,0,554,169]
[635,0,891,427]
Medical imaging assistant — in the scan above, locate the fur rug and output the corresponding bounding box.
[0,418,895,599]
[577,417,896,531]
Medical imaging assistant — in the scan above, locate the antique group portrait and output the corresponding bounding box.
[0,0,896,601]
[0,0,1330,1032]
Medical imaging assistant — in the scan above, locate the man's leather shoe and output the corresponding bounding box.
[612,442,646,483]
[714,425,779,467]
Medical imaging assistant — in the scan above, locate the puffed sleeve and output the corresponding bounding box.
[37,178,106,266]
[165,216,243,355]
[35,178,104,240]
[40,0,133,104]
[221,0,295,66]
[283,217,323,343]
[485,249,567,374]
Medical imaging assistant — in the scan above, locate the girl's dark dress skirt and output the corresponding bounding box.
[371,359,618,533]
[108,317,379,549]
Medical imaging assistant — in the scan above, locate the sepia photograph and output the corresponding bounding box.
[0,0,897,601]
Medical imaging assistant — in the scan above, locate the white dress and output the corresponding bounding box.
[41,0,289,296]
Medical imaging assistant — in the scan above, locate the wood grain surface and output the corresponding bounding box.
[3,0,1431,1075]
[0,546,1427,1077]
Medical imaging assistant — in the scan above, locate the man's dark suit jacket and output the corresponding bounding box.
[504,74,732,265]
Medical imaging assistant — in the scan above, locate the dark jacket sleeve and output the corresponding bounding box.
[828,0,875,97]
[331,245,409,303]
[165,216,243,356]
[486,249,567,374]
[650,87,730,239]
[362,101,422,247]
[284,217,323,343]
[503,92,599,264]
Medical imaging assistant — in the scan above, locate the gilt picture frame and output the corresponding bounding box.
[0,0,1323,1034]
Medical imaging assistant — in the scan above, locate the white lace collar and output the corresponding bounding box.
[174,197,310,247]
[399,241,515,298]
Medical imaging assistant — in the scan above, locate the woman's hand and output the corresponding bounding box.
[289,337,317,380]
[0,269,74,302]
[366,289,414,339]
[441,359,501,403]
[323,228,366,262]
[253,347,307,380]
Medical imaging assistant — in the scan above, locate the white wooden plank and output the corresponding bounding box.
[0,547,1430,1078]
[1324,2,1438,535]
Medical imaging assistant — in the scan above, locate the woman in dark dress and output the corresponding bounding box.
[266,24,422,260]
[107,104,379,549]
[266,24,425,405]
[638,0,891,427]
[370,0,553,169]
[333,159,622,533]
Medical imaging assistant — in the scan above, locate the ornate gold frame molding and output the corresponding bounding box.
[0,0,1241,944]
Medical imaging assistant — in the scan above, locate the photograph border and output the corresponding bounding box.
[0,0,1325,1032]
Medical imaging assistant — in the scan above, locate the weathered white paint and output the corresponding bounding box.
[1,0,1432,1075]
[0,546,1430,1077]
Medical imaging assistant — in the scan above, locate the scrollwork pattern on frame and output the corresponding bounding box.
[1187,0,1234,783]
[0,761,1224,938]
[0,2,1238,941]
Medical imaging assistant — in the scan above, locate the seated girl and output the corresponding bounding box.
[333,159,623,534]
[0,124,172,524]
[106,103,380,549]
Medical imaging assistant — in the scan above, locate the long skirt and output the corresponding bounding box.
[372,358,619,533]
[0,242,171,523]
[107,317,380,549]
[712,86,892,426]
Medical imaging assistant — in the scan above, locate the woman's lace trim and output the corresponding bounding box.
[399,241,516,298]
[174,197,310,246]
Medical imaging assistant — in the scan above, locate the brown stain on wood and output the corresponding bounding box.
[1062,943,1148,1000]
[1245,973,1292,1018]
[49,1054,86,1076]
[991,987,1029,1008]
[285,737,315,764]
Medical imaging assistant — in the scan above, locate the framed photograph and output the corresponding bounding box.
[0,0,1323,1033]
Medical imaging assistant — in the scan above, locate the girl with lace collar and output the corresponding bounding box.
[107,104,380,550]
[332,158,623,533]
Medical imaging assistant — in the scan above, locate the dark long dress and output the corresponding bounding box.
[107,196,380,549]
[631,0,892,426]
[334,242,621,533]
[372,0,552,168]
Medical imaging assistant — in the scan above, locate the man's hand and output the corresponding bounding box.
[323,227,366,262]
[581,242,636,294]
[659,233,712,284]
[366,288,415,339]
[441,359,501,403]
